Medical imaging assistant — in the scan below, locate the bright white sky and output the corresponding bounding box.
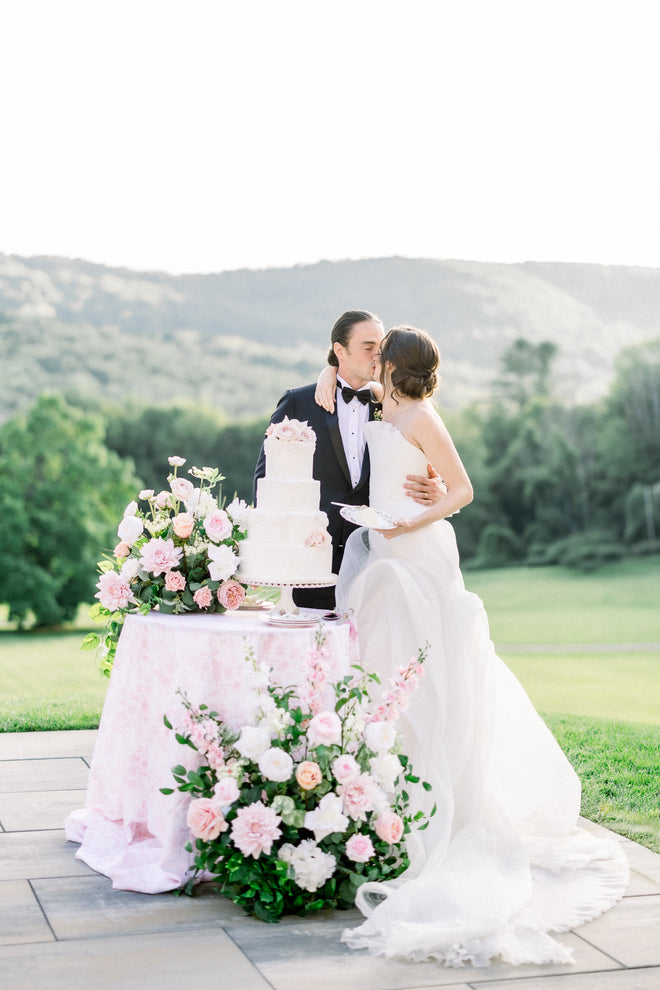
[1,0,659,275]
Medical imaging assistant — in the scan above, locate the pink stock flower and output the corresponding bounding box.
[307,711,342,748]
[217,579,245,610]
[193,586,213,609]
[203,509,233,543]
[345,833,375,863]
[169,476,195,502]
[375,811,404,844]
[164,570,186,592]
[186,798,228,841]
[113,541,130,559]
[230,801,282,858]
[338,773,381,822]
[139,538,183,576]
[295,761,323,790]
[172,512,195,539]
[95,571,133,611]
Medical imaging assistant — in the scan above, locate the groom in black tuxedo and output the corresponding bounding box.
[254,310,441,609]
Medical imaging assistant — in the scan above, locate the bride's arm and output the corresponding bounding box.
[380,409,473,539]
[314,366,384,412]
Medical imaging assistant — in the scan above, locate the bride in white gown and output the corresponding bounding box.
[316,325,628,967]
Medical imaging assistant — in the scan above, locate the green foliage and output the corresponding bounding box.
[0,395,138,627]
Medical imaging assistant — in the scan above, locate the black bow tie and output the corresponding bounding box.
[340,385,371,404]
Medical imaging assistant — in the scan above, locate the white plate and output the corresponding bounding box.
[338,504,397,529]
[267,613,320,628]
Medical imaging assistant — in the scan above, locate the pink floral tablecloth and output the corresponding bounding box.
[65,610,358,893]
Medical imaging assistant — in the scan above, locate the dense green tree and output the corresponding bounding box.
[0,395,138,627]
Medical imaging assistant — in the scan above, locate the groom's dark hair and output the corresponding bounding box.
[327,310,381,366]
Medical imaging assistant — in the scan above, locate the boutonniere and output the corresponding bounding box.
[372,405,383,421]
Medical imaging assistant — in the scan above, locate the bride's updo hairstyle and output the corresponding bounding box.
[380,325,439,400]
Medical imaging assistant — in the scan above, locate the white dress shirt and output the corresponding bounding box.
[336,375,370,488]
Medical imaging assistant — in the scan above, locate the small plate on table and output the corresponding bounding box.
[266,612,320,628]
[337,504,397,530]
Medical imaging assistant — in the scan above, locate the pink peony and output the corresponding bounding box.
[95,571,133,611]
[345,833,375,863]
[139,537,183,576]
[193,586,213,609]
[307,711,342,748]
[170,476,195,502]
[338,773,381,822]
[374,810,404,844]
[186,798,228,841]
[172,512,195,539]
[331,754,360,784]
[164,570,186,592]
[217,579,245,610]
[230,801,282,858]
[114,541,130,559]
[295,761,323,790]
[203,509,233,543]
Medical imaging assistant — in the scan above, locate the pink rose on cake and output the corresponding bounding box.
[265,416,315,442]
[217,579,245,610]
[204,509,233,542]
[139,537,183,576]
[304,529,330,548]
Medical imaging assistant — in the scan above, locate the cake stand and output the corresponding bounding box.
[241,577,337,622]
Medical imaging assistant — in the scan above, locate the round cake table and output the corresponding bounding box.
[65,609,358,893]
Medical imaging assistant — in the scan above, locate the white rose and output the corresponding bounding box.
[120,558,140,582]
[123,500,138,517]
[226,497,250,529]
[304,792,349,842]
[235,725,271,762]
[117,515,144,545]
[365,720,397,753]
[258,747,294,782]
[368,753,402,795]
[207,543,240,582]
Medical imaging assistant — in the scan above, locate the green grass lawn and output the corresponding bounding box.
[1,558,658,849]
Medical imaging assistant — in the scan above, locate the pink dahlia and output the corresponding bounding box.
[95,571,133,611]
[230,801,282,859]
[139,537,183,576]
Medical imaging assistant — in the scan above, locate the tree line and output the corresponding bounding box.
[1,336,658,627]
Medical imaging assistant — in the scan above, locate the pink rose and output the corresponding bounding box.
[304,530,330,548]
[374,810,404,844]
[345,833,375,863]
[214,776,240,805]
[164,570,186,592]
[170,476,195,502]
[339,773,381,822]
[217,579,245,610]
[155,490,173,509]
[139,489,154,500]
[331,754,360,783]
[139,537,183,576]
[230,801,282,858]
[168,455,186,466]
[193,586,213,609]
[172,512,195,539]
[114,541,130,559]
[95,571,133,611]
[186,798,228,841]
[203,509,233,543]
[307,711,342,748]
[295,761,323,790]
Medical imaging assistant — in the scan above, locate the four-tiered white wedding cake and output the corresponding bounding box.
[237,418,335,586]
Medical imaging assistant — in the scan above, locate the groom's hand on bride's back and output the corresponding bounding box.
[404,463,448,506]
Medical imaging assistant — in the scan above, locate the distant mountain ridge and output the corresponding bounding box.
[1,253,658,420]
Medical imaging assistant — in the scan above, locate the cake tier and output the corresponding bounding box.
[238,541,334,585]
[263,437,315,481]
[256,477,320,513]
[246,508,329,544]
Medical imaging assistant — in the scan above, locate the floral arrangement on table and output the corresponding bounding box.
[161,631,434,922]
[82,456,250,676]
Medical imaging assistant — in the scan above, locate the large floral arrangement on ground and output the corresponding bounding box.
[162,632,434,922]
[83,456,250,675]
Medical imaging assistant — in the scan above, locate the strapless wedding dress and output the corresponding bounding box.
[336,420,628,967]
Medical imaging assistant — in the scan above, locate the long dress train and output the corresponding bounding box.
[336,420,628,967]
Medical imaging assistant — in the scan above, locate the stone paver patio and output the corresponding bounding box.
[1,729,659,990]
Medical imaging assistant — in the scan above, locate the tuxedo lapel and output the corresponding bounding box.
[326,409,352,486]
